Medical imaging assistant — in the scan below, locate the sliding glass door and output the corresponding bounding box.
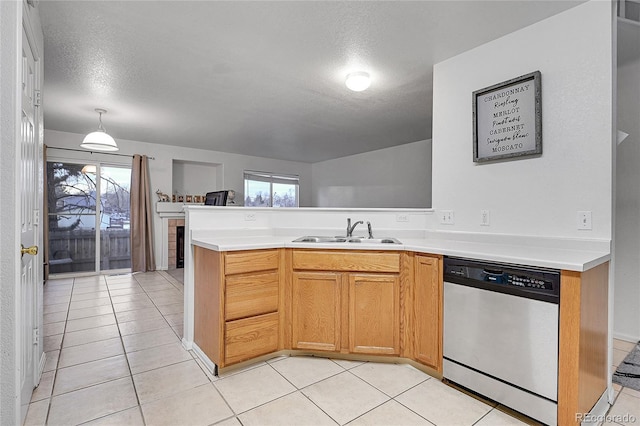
[47,161,132,275]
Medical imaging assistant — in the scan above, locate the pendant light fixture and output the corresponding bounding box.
[80,108,118,151]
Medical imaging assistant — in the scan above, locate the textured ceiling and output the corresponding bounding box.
[39,1,584,163]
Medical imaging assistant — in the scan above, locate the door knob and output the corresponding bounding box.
[21,244,38,257]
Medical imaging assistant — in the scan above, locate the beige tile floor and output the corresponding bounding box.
[24,270,639,426]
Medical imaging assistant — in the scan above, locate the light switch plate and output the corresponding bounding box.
[480,209,490,226]
[440,210,454,225]
[577,211,592,230]
[396,214,409,222]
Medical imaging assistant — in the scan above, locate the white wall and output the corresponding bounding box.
[44,130,313,268]
[311,140,432,208]
[432,1,614,240]
[614,23,640,342]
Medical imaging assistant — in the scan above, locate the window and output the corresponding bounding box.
[243,170,299,207]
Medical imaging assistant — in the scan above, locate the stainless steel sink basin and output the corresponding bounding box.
[346,237,402,244]
[292,236,347,243]
[292,236,401,244]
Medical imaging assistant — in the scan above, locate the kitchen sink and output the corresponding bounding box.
[345,237,402,244]
[292,236,401,244]
[292,236,348,243]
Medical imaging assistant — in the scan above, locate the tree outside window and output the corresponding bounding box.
[243,171,299,207]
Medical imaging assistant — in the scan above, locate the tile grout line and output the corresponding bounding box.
[47,274,150,425]
[217,361,320,421]
[68,276,144,426]
[51,272,189,425]
[342,367,435,425]
[105,271,189,422]
[209,356,345,422]
[386,376,441,425]
[131,272,183,341]
[42,276,75,426]
[290,360,352,426]
[270,358,386,425]
[109,273,148,426]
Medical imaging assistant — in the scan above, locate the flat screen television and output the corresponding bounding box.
[204,190,228,206]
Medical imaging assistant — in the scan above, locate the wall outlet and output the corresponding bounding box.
[244,213,256,221]
[480,209,490,226]
[396,214,409,222]
[577,211,592,230]
[440,210,455,225]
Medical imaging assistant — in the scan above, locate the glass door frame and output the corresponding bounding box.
[46,154,132,277]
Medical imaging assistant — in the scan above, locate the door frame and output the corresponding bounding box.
[45,157,133,277]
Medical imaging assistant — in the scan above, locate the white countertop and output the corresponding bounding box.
[191,233,610,272]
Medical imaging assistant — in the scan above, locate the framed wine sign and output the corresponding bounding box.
[473,71,542,163]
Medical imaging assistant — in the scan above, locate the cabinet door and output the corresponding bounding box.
[348,273,400,355]
[414,255,442,371]
[292,272,341,351]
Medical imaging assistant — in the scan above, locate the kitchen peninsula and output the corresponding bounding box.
[182,206,611,425]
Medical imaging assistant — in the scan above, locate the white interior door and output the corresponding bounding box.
[19,23,41,422]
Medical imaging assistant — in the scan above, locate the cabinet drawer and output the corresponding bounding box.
[225,271,279,321]
[225,312,279,365]
[292,250,400,273]
[224,250,279,275]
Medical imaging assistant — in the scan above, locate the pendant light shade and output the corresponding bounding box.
[81,108,118,151]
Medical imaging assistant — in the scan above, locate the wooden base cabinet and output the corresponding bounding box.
[290,250,402,356]
[413,254,443,371]
[291,272,342,352]
[558,262,609,425]
[349,273,400,355]
[193,246,282,369]
[194,247,439,372]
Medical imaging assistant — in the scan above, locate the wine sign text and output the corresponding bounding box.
[473,71,541,162]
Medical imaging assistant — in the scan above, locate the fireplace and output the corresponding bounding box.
[167,218,185,269]
[176,225,185,269]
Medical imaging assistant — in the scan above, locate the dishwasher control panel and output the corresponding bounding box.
[444,257,560,302]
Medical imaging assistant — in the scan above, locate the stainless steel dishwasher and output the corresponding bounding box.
[443,257,560,425]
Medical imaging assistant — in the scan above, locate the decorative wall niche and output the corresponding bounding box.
[172,159,223,199]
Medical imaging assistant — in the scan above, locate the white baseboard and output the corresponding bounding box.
[613,331,640,343]
[181,337,192,350]
[579,390,611,425]
[190,342,216,375]
[36,352,46,385]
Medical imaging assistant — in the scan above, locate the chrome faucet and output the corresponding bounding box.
[346,218,363,237]
[367,221,373,239]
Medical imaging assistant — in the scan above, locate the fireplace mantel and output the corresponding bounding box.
[157,202,186,217]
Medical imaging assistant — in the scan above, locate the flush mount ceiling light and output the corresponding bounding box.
[345,71,371,92]
[80,108,118,151]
